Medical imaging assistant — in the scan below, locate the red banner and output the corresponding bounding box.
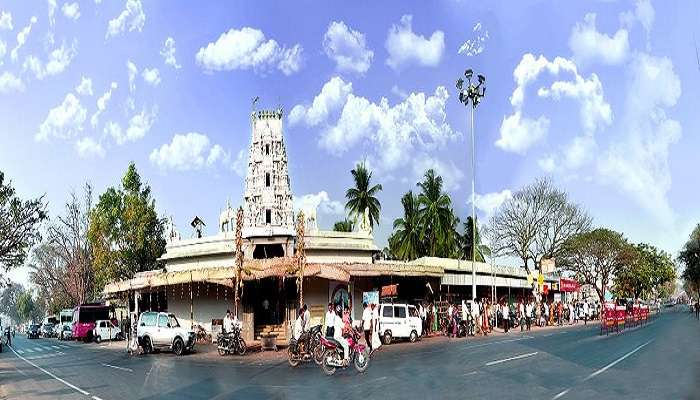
[559,278,580,292]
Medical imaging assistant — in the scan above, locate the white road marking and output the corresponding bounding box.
[51,345,60,349]
[92,396,104,400]
[8,346,90,396]
[485,351,539,366]
[549,340,653,399]
[16,349,24,354]
[101,363,133,373]
[33,347,42,352]
[584,340,653,381]
[463,371,479,376]
[25,348,34,353]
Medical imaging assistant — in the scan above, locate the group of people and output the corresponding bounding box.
[417,297,598,336]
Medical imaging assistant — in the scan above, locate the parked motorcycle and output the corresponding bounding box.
[217,326,247,356]
[288,325,322,367]
[318,327,369,376]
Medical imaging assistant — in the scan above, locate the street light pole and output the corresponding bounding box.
[456,69,486,301]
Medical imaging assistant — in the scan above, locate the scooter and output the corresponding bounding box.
[319,327,369,376]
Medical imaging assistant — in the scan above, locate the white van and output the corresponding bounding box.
[378,303,422,345]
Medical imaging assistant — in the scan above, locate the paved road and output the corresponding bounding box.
[1,308,698,400]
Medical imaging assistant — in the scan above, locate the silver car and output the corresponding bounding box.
[137,312,194,356]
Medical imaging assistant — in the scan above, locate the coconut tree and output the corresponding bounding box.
[461,216,491,262]
[416,169,456,257]
[345,162,383,228]
[391,191,422,261]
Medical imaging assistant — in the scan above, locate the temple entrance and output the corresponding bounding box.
[253,243,285,259]
[252,278,297,341]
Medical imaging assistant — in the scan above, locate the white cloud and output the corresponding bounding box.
[48,0,57,26]
[232,149,248,177]
[569,13,629,66]
[458,22,489,57]
[597,54,681,222]
[498,53,611,158]
[122,107,156,143]
[0,72,25,93]
[149,132,231,171]
[61,2,80,20]
[0,11,12,30]
[471,189,513,218]
[195,27,303,75]
[127,60,137,92]
[106,0,145,39]
[496,111,550,155]
[391,84,408,99]
[36,93,87,141]
[323,21,373,74]
[141,67,160,86]
[75,76,93,96]
[160,37,181,69]
[0,40,5,61]
[11,16,37,61]
[75,137,104,158]
[104,121,122,142]
[23,41,77,79]
[288,76,353,126]
[293,191,345,216]
[635,0,655,34]
[90,82,117,128]
[385,15,444,70]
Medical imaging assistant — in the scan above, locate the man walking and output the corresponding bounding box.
[362,302,373,353]
[583,301,590,325]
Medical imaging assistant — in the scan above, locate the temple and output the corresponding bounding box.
[103,105,558,344]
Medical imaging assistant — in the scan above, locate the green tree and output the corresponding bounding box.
[416,169,457,257]
[16,291,37,323]
[614,243,676,300]
[0,171,48,286]
[679,224,700,301]
[560,228,634,304]
[332,219,355,232]
[461,216,491,262]
[0,282,24,322]
[88,162,166,291]
[390,191,422,261]
[345,162,383,228]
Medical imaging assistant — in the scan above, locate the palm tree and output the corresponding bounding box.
[345,162,383,228]
[333,219,354,232]
[416,169,457,257]
[391,191,422,261]
[461,216,491,262]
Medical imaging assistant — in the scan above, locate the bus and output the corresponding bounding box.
[72,303,113,341]
[59,309,73,329]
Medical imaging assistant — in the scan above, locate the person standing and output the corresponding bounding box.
[324,303,336,337]
[370,303,381,354]
[362,303,373,353]
[302,304,310,331]
[419,303,427,334]
[583,301,590,325]
[525,300,533,331]
[518,299,526,332]
[223,309,233,334]
[502,301,510,333]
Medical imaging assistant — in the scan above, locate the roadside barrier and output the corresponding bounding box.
[600,303,650,335]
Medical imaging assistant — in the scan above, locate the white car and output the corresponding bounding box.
[378,303,422,345]
[92,320,123,343]
[137,312,195,356]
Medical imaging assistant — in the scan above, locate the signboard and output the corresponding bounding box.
[559,278,580,293]
[541,258,556,274]
[381,284,398,298]
[537,273,544,286]
[363,291,379,305]
[527,273,533,285]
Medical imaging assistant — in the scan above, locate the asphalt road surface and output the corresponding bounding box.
[1,307,698,400]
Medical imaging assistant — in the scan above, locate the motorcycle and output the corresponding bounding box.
[217,326,247,356]
[288,325,322,367]
[319,327,369,376]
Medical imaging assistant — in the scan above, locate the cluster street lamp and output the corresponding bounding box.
[456,69,486,301]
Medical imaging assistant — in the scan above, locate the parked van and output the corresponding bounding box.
[378,303,422,345]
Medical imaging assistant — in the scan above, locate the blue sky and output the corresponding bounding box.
[1,1,699,285]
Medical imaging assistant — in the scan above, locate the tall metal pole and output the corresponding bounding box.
[471,105,476,301]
